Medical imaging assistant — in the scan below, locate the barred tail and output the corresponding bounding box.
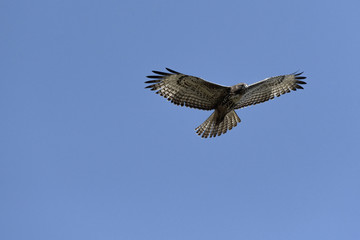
[195,110,241,138]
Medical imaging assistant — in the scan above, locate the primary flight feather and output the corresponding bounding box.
[145,68,307,138]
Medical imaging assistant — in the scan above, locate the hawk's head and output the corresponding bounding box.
[231,83,248,95]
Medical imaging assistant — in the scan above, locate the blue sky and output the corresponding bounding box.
[1,0,360,239]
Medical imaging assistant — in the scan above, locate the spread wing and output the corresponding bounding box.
[235,72,307,109]
[145,68,230,110]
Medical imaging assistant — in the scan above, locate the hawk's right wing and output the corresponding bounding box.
[145,68,230,110]
[235,72,307,109]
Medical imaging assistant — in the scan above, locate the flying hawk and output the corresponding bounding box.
[145,68,307,138]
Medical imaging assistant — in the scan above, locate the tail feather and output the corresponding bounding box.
[195,110,241,138]
[195,112,213,138]
[229,113,234,130]
[217,118,225,137]
[223,114,230,134]
[217,115,228,137]
[230,111,240,130]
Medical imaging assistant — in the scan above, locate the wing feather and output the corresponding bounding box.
[235,72,307,109]
[145,68,230,110]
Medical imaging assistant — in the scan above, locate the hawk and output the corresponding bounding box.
[145,68,307,138]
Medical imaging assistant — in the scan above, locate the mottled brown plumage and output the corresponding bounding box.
[145,68,307,138]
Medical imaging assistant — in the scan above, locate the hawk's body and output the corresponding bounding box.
[145,68,307,138]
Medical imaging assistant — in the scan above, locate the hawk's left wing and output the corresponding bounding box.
[145,68,230,110]
[235,72,307,109]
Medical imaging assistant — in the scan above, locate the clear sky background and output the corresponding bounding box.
[1,0,360,239]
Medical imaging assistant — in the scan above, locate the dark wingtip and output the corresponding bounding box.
[147,68,180,78]
[152,70,170,76]
[145,80,161,84]
[166,68,180,74]
[146,75,163,79]
[293,71,307,84]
